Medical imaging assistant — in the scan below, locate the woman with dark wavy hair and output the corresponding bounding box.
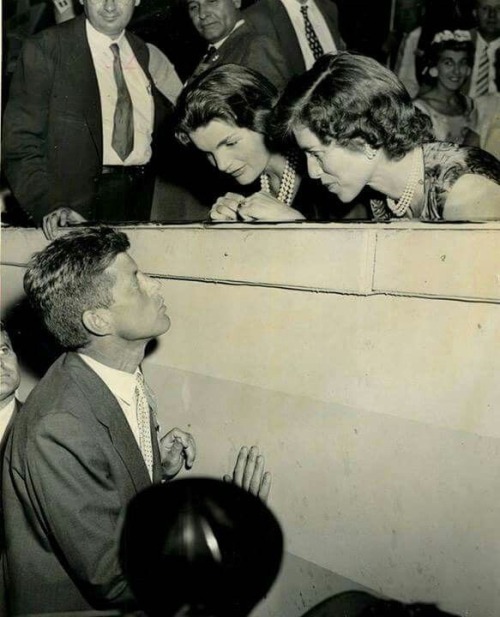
[174,64,364,222]
[271,52,500,221]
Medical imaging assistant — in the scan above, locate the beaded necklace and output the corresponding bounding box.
[260,153,298,206]
[386,148,421,217]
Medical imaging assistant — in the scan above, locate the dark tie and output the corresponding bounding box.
[475,44,490,97]
[300,3,324,61]
[193,45,218,79]
[110,43,134,161]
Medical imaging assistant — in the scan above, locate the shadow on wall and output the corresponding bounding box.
[2,297,62,381]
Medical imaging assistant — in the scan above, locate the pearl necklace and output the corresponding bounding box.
[260,153,298,206]
[386,149,421,217]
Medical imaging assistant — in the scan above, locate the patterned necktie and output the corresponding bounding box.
[110,43,134,161]
[193,45,218,79]
[300,3,324,61]
[135,371,154,480]
[475,44,490,97]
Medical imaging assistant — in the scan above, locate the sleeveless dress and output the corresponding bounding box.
[370,142,500,221]
[413,97,478,145]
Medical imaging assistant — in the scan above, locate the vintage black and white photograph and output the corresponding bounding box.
[1,0,499,615]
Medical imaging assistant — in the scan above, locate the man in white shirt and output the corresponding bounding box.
[2,227,270,615]
[468,0,500,97]
[244,0,345,77]
[3,0,183,239]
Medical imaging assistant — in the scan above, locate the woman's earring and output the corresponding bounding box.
[429,67,438,78]
[365,145,377,160]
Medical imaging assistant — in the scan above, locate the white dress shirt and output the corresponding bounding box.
[279,0,337,70]
[79,353,142,447]
[469,32,500,98]
[86,20,154,165]
[0,397,17,443]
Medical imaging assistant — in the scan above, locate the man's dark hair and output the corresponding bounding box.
[24,227,130,349]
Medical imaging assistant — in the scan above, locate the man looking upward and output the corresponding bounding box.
[2,227,270,615]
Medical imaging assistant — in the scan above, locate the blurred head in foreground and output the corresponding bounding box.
[120,477,283,617]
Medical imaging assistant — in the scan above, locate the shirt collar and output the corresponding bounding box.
[213,19,244,49]
[85,18,126,53]
[79,353,138,407]
[0,398,17,419]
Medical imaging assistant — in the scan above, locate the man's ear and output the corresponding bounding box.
[135,0,141,7]
[232,0,242,10]
[82,308,113,338]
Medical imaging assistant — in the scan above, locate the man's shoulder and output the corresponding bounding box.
[29,13,85,45]
[21,352,102,415]
[226,21,276,46]
[244,0,281,23]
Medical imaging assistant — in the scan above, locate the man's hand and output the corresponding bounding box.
[224,445,272,502]
[160,428,196,480]
[42,207,87,240]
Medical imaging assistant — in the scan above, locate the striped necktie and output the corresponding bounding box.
[475,44,490,97]
[110,43,134,161]
[300,3,324,61]
[135,371,154,480]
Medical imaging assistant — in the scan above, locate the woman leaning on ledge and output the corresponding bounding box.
[174,64,367,222]
[270,52,500,222]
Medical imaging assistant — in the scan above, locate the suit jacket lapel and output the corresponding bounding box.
[67,353,152,492]
[268,0,305,74]
[126,32,173,136]
[64,16,103,161]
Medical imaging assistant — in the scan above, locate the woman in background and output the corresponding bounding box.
[414,30,479,145]
[174,64,366,222]
[271,52,500,221]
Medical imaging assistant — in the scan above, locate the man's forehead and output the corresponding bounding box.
[105,252,137,277]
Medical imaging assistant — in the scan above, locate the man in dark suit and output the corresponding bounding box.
[2,227,270,616]
[244,0,345,77]
[2,0,180,238]
[186,0,289,88]
[467,0,500,97]
[0,322,22,617]
[0,324,21,448]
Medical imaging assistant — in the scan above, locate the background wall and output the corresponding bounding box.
[2,224,499,616]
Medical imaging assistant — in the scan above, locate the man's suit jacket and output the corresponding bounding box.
[191,20,290,89]
[244,0,345,77]
[2,353,163,615]
[462,29,500,96]
[0,399,21,617]
[2,15,172,225]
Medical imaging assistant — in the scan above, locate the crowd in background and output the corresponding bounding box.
[1,0,500,229]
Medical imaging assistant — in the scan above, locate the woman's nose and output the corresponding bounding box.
[214,152,232,173]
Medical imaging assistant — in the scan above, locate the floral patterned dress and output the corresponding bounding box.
[370,142,500,221]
